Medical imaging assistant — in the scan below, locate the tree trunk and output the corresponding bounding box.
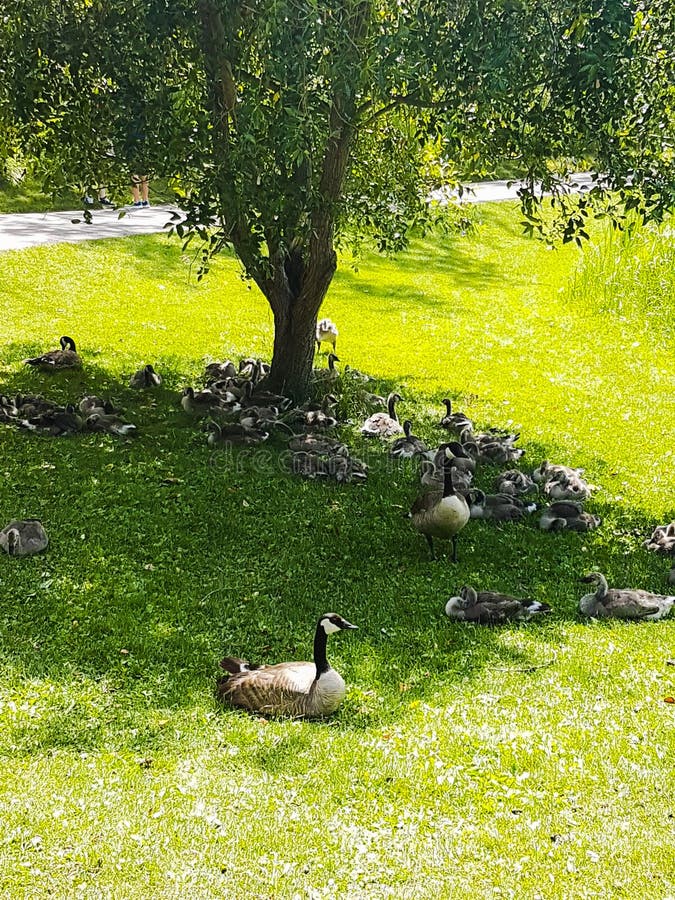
[266,300,318,401]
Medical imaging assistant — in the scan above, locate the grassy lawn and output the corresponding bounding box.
[0,203,674,898]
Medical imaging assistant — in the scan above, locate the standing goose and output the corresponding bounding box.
[410,456,470,561]
[217,613,357,717]
[389,420,427,459]
[438,398,474,437]
[316,317,339,353]
[0,519,49,556]
[25,336,82,370]
[130,364,162,389]
[361,392,404,438]
[579,572,675,620]
[445,585,551,624]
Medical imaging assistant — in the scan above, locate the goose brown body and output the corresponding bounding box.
[411,457,470,560]
[25,336,82,370]
[445,585,551,624]
[579,573,675,620]
[217,613,356,718]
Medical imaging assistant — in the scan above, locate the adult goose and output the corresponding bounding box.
[410,456,470,561]
[579,572,675,621]
[445,585,551,624]
[389,420,427,459]
[361,392,404,438]
[130,364,162,389]
[25,336,82,370]
[0,519,49,556]
[316,318,338,353]
[217,612,357,718]
[438,398,474,436]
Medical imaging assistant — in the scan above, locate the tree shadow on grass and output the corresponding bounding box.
[0,353,670,753]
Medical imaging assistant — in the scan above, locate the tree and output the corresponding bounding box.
[2,0,674,398]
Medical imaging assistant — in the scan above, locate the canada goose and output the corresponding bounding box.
[410,457,470,561]
[288,394,339,430]
[85,413,137,436]
[436,441,476,474]
[217,612,357,718]
[361,392,404,438]
[467,489,536,522]
[539,501,601,532]
[343,364,370,383]
[0,395,19,420]
[181,386,223,415]
[645,522,675,555]
[13,394,59,419]
[494,470,537,497]
[25,336,82,370]
[579,572,675,621]
[533,460,584,485]
[389,420,427,459]
[205,360,237,382]
[19,404,83,436]
[328,455,368,483]
[130,364,162,389]
[460,428,524,465]
[247,384,293,410]
[290,451,330,479]
[438,398,474,436]
[0,519,49,556]
[313,352,341,383]
[206,421,268,448]
[316,318,338,353]
[543,473,591,502]
[79,395,120,417]
[445,584,551,624]
[288,434,349,456]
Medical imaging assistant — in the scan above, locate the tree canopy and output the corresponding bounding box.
[2,0,674,396]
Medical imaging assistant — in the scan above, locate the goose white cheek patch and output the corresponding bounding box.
[322,619,341,634]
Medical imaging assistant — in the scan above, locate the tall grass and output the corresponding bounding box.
[568,217,675,345]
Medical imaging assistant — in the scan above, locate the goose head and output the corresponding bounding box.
[5,528,20,556]
[327,353,340,369]
[318,613,357,634]
[402,419,413,438]
[387,392,403,418]
[60,335,77,351]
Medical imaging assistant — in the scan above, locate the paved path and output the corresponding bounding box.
[0,175,595,252]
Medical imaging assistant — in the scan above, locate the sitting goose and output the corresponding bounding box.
[19,404,83,436]
[445,585,551,624]
[389,420,428,459]
[468,489,536,522]
[181,386,223,415]
[205,360,238,383]
[313,352,341,383]
[410,456,470,561]
[206,421,269,448]
[288,434,349,456]
[288,394,339,430]
[0,519,49,556]
[494,470,537,497]
[533,460,584,485]
[217,612,357,718]
[460,428,524,465]
[130,364,162,389]
[579,572,675,620]
[85,413,137,437]
[25,336,82,370]
[645,522,675,555]
[79,395,121,417]
[316,317,338,353]
[361,392,404,438]
[438,398,474,437]
[543,472,592,502]
[539,501,601,532]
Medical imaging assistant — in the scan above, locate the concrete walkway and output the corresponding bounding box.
[0,175,595,252]
[0,204,182,252]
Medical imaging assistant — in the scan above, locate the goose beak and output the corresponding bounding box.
[341,620,358,630]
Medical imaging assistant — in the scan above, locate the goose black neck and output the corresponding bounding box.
[443,461,456,497]
[313,622,330,678]
[388,396,398,420]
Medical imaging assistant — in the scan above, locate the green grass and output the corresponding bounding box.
[0,204,674,898]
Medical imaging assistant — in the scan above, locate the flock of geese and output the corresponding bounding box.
[2,325,674,718]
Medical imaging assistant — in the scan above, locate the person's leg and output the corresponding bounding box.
[131,175,142,205]
[139,176,150,206]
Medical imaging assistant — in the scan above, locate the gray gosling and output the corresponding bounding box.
[389,420,428,459]
[445,585,551,624]
[217,613,357,718]
[579,572,675,620]
[130,364,162,389]
[539,501,601,532]
[0,519,49,556]
[468,489,536,522]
